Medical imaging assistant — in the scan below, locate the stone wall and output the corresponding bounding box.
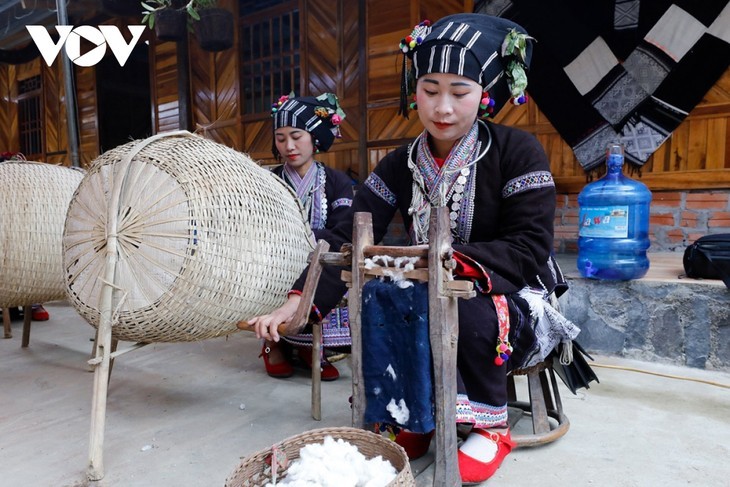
[559,277,730,371]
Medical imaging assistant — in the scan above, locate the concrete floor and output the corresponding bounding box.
[1,300,729,487]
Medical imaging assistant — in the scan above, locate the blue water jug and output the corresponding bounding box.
[577,144,652,280]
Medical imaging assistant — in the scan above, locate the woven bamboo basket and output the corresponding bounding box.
[224,426,415,487]
[0,161,85,307]
[62,132,313,342]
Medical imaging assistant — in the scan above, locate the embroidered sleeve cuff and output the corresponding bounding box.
[332,198,352,209]
[364,172,397,207]
[288,289,323,323]
[310,304,324,323]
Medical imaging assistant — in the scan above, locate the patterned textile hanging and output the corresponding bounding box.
[477,0,730,171]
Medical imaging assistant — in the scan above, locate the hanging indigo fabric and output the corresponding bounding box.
[361,279,434,434]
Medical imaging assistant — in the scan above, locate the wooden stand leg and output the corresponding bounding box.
[285,240,329,422]
[90,330,118,378]
[3,308,11,339]
[527,370,550,435]
[349,212,372,428]
[109,339,119,379]
[89,329,98,371]
[88,227,123,481]
[21,304,32,348]
[549,367,564,414]
[509,364,570,447]
[428,207,461,487]
[87,311,113,480]
[311,323,322,421]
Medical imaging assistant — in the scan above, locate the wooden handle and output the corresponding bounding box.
[236,320,291,335]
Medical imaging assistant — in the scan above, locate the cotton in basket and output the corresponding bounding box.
[62,132,313,342]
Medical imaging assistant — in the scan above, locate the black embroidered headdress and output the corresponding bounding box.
[271,93,346,156]
[398,13,534,119]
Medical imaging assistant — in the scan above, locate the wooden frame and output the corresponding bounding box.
[348,208,474,487]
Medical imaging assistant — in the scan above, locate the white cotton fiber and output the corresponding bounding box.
[386,398,409,424]
[267,436,397,487]
[385,364,397,381]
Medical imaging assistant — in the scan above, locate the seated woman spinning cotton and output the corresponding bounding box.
[260,92,353,382]
[246,13,579,485]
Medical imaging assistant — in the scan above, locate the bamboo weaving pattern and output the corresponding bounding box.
[0,161,85,307]
[63,132,313,342]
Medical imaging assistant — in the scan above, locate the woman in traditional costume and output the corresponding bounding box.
[249,14,579,484]
[261,93,353,381]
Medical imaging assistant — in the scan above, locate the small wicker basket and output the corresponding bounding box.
[224,426,415,487]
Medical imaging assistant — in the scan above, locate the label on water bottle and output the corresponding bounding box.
[579,206,629,238]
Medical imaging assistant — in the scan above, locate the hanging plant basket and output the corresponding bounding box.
[155,8,186,42]
[194,8,234,52]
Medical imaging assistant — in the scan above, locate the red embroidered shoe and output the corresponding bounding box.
[259,343,294,378]
[31,304,49,321]
[299,347,340,381]
[394,429,434,460]
[458,429,515,485]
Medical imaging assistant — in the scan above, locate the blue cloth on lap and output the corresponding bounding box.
[362,279,434,433]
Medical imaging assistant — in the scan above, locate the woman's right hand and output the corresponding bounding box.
[243,294,302,342]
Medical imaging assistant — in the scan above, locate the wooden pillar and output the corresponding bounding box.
[176,36,191,131]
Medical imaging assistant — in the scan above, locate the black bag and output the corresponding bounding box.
[682,233,730,288]
[551,340,599,395]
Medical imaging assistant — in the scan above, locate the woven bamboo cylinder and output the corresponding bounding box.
[0,161,85,307]
[62,132,313,342]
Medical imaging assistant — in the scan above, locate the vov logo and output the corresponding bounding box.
[26,25,146,67]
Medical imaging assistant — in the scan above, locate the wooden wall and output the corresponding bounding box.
[0,64,19,155]
[151,41,182,135]
[364,0,474,175]
[0,0,728,192]
[74,64,98,168]
[301,0,362,178]
[239,0,364,179]
[189,0,240,150]
[0,58,70,165]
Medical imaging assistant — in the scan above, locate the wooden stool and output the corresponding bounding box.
[507,359,570,447]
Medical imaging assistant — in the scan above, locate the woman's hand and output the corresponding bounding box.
[243,294,302,342]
